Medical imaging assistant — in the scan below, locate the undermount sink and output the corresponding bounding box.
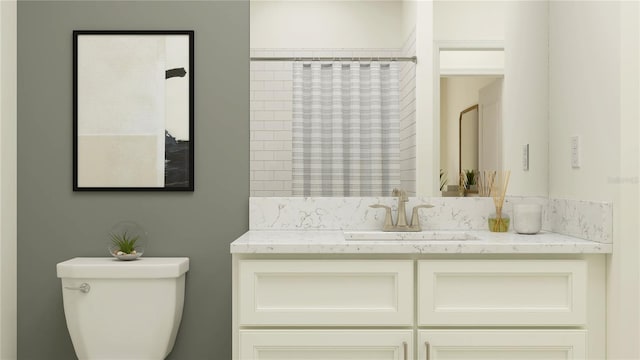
[343,231,479,241]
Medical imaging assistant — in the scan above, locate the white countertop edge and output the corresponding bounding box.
[230,230,612,254]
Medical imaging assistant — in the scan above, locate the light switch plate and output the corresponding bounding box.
[571,136,580,168]
[522,144,529,171]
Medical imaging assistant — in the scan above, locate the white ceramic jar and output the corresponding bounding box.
[513,203,542,234]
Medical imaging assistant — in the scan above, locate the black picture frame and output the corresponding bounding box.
[73,30,195,191]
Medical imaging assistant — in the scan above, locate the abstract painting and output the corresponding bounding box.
[73,30,194,191]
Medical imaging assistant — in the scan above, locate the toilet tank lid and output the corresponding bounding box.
[56,257,189,279]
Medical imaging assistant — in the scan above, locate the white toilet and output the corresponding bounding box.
[57,257,190,360]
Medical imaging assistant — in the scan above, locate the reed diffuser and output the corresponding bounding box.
[488,170,511,232]
[457,172,466,197]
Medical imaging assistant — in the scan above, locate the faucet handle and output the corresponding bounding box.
[369,204,394,231]
[410,204,434,230]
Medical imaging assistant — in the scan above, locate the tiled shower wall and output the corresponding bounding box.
[399,29,417,196]
[249,58,294,197]
[249,45,416,196]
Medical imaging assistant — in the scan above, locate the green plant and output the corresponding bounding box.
[440,169,448,191]
[464,169,476,187]
[110,231,140,254]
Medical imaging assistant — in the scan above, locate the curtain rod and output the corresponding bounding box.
[250,56,417,64]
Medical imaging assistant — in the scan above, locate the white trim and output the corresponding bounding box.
[440,68,505,76]
[0,0,17,358]
[436,40,505,51]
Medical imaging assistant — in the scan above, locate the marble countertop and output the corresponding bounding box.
[230,230,612,254]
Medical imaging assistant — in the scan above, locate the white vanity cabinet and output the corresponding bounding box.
[233,255,605,360]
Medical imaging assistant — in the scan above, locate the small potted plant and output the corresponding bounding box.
[465,169,478,193]
[107,221,147,260]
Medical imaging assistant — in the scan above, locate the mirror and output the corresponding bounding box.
[440,76,503,196]
[250,1,549,198]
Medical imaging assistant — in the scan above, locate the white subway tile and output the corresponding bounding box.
[267,181,284,190]
[254,151,274,161]
[250,81,265,90]
[252,91,270,101]
[254,131,274,141]
[250,140,265,151]
[250,120,264,131]
[273,171,292,181]
[264,81,284,91]
[254,72,274,81]
[265,101,288,111]
[264,141,285,151]
[250,62,265,71]
[250,180,266,191]
[251,160,265,171]
[273,71,293,81]
[274,110,292,121]
[265,62,285,71]
[250,101,265,110]
[254,171,274,181]
[273,131,292,141]
[254,111,275,121]
[274,151,292,161]
[264,121,285,130]
[264,160,285,170]
[293,50,313,57]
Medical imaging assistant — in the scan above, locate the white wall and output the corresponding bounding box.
[250,1,405,49]
[414,1,435,195]
[0,0,17,358]
[548,2,620,202]
[503,0,549,196]
[548,1,640,359]
[433,1,549,197]
[434,0,505,41]
[401,0,417,45]
[440,76,497,183]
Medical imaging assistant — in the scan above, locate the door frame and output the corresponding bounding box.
[434,41,504,193]
[0,0,17,358]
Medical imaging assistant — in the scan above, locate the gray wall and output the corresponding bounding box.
[17,1,248,359]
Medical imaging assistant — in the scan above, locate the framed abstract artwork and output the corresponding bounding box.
[73,30,194,191]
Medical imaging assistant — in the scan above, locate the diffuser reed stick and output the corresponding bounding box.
[478,170,496,197]
[490,170,511,232]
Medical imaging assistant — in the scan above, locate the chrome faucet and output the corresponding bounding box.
[369,188,434,232]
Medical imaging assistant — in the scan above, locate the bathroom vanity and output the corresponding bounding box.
[231,197,611,360]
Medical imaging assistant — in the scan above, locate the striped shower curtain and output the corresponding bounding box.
[292,61,400,196]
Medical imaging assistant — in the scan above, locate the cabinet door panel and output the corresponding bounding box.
[240,330,413,360]
[239,260,413,326]
[419,330,587,360]
[418,260,587,326]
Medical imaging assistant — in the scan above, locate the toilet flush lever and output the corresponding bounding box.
[65,283,90,294]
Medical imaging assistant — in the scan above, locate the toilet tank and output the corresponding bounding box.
[57,257,189,360]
